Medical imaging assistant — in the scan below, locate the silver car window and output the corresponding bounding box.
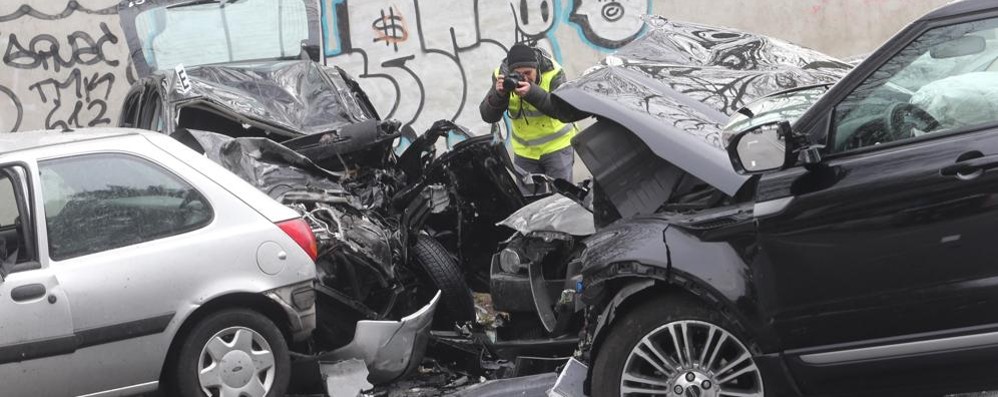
[0,175,15,228]
[39,154,213,261]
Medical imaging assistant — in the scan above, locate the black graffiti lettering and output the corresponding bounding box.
[0,3,117,23]
[4,33,56,70]
[569,0,646,49]
[372,7,408,52]
[601,2,624,22]
[86,100,109,127]
[70,23,120,68]
[59,100,84,131]
[0,85,23,132]
[4,22,119,72]
[28,68,116,130]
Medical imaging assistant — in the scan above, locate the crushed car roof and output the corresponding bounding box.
[554,17,851,196]
[149,61,375,138]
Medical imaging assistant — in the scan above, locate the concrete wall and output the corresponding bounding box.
[0,0,952,135]
[654,0,951,59]
[0,0,132,133]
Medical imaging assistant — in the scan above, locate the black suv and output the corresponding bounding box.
[554,1,998,396]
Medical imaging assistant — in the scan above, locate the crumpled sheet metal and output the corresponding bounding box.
[173,129,351,201]
[168,61,373,137]
[554,17,851,196]
[498,194,595,237]
[548,358,588,397]
[560,17,851,149]
[321,359,373,397]
[325,291,441,385]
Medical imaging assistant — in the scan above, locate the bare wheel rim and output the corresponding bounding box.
[621,320,764,397]
[197,326,276,397]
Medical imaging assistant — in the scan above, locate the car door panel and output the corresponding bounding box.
[32,143,306,395]
[0,164,76,397]
[0,271,74,358]
[753,128,998,394]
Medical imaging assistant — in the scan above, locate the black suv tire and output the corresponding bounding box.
[592,294,766,397]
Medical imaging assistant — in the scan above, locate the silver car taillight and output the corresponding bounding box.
[277,218,318,261]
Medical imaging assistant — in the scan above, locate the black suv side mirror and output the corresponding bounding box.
[727,121,796,174]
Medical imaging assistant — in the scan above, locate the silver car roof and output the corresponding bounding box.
[0,129,147,155]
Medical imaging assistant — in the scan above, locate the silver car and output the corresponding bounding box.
[0,128,317,397]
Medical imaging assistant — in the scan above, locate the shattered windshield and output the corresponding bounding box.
[134,0,310,71]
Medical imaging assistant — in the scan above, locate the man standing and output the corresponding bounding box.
[480,43,577,182]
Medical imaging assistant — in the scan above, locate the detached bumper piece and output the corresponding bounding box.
[322,290,441,384]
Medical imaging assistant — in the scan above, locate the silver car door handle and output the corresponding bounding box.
[11,283,45,302]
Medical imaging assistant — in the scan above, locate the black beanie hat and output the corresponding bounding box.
[507,43,538,69]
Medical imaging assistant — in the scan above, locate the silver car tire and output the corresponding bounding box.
[173,309,290,397]
[592,294,765,397]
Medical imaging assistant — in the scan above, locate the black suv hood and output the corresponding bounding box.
[555,18,850,201]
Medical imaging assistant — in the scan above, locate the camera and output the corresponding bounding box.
[503,71,525,93]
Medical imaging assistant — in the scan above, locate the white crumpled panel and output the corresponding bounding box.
[498,194,596,237]
[911,71,998,129]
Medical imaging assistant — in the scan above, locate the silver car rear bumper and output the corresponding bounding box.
[265,280,317,342]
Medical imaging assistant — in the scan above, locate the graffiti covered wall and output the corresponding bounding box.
[320,0,651,134]
[0,0,951,134]
[0,0,134,133]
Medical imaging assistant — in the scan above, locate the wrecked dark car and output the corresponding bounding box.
[549,3,998,396]
[113,0,476,387]
[113,0,572,388]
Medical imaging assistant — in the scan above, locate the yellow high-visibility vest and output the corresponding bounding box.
[494,60,577,160]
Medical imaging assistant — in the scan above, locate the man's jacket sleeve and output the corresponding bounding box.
[480,74,509,123]
[521,70,565,119]
[521,70,589,122]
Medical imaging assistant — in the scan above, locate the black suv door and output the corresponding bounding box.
[752,13,998,395]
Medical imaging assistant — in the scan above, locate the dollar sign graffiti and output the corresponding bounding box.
[372,6,408,52]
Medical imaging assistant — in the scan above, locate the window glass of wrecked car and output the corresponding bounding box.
[832,17,998,153]
[0,174,16,229]
[39,154,212,261]
[0,172,18,269]
[134,0,310,71]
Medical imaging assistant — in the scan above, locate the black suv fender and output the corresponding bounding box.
[579,216,780,357]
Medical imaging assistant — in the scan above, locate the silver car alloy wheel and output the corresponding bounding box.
[621,320,764,397]
[197,326,276,397]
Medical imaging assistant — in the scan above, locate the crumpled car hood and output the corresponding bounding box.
[555,17,851,197]
[171,128,350,201]
[166,61,374,138]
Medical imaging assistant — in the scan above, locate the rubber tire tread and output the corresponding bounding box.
[411,235,476,326]
[591,293,761,397]
[172,308,290,397]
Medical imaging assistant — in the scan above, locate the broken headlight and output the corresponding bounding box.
[499,248,524,274]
